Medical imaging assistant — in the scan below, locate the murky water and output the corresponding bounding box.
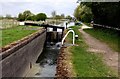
[25,43,60,77]
[36,44,60,77]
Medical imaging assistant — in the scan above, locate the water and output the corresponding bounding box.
[67,22,75,28]
[26,43,60,77]
[60,21,75,28]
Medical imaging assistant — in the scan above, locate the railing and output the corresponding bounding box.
[61,30,75,45]
[93,24,120,31]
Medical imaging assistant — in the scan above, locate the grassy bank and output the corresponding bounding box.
[84,28,119,52]
[66,26,117,77]
[1,26,41,47]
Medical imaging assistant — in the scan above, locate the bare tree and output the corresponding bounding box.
[6,14,12,19]
[51,10,56,19]
[61,14,65,19]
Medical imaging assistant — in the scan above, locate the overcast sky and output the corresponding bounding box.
[0,0,78,17]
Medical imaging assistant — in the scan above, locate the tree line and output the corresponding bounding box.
[74,4,93,23]
[0,10,73,21]
[17,10,47,21]
[17,10,73,21]
[74,2,120,28]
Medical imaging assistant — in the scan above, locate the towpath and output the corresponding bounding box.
[79,24,118,73]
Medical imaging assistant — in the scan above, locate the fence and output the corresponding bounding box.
[0,19,19,29]
[93,23,120,31]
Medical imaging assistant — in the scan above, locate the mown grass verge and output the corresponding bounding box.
[84,28,119,52]
[1,26,41,47]
[66,26,117,77]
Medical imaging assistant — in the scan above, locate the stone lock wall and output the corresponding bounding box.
[0,29,46,77]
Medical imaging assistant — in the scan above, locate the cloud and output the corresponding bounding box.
[0,0,76,2]
[0,0,77,17]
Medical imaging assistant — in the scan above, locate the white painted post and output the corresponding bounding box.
[61,30,75,45]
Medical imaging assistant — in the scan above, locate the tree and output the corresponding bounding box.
[66,15,72,20]
[31,15,36,21]
[51,11,56,19]
[74,4,93,23]
[17,13,24,21]
[5,14,12,19]
[55,15,62,19]
[61,14,65,19]
[80,5,93,23]
[17,10,33,21]
[81,2,120,28]
[17,10,48,21]
[0,15,3,20]
[27,15,36,21]
[23,10,33,20]
[74,5,81,21]
[36,13,47,21]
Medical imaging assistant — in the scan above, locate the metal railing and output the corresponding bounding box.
[61,30,75,45]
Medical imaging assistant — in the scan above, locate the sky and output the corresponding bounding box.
[0,0,78,17]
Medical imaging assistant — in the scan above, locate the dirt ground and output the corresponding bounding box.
[79,25,118,74]
[56,47,76,78]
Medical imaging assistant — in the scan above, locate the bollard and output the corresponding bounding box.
[75,35,78,40]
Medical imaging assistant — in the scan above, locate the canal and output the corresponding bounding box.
[25,21,74,77]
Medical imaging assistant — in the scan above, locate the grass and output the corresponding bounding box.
[84,22,92,27]
[1,26,41,47]
[66,26,117,77]
[84,28,119,52]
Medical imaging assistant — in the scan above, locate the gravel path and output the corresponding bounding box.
[79,25,118,73]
